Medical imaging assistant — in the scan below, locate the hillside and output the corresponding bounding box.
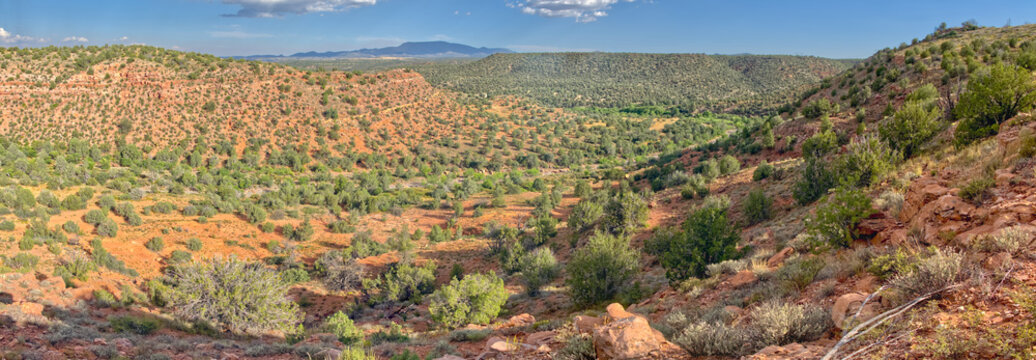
[417,52,857,112]
[2,23,1036,360]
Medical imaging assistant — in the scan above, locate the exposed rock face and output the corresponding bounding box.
[831,293,881,329]
[767,247,795,268]
[592,303,678,360]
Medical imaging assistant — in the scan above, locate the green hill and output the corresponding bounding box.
[417,53,857,112]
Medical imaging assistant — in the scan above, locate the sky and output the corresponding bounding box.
[1,0,1035,58]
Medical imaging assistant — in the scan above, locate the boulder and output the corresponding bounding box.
[593,304,676,360]
[485,336,519,353]
[728,270,758,288]
[831,293,881,329]
[574,315,604,334]
[499,313,535,328]
[767,247,794,268]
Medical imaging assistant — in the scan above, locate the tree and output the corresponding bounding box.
[566,232,639,306]
[743,189,773,225]
[954,64,1036,147]
[428,272,508,328]
[805,186,875,249]
[660,196,741,282]
[602,191,648,235]
[318,250,365,293]
[167,257,300,334]
[519,247,560,296]
[880,101,941,158]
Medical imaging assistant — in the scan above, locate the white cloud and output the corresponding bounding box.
[118,36,129,41]
[0,27,44,44]
[209,30,273,39]
[62,36,89,43]
[221,0,378,18]
[514,0,633,22]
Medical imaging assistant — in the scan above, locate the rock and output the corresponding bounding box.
[316,349,342,360]
[831,293,880,329]
[219,352,240,360]
[593,304,675,360]
[112,338,133,351]
[767,248,794,268]
[728,270,758,288]
[432,356,465,360]
[983,252,1013,271]
[574,315,603,334]
[485,336,519,353]
[500,313,535,328]
[747,343,817,359]
[526,331,555,344]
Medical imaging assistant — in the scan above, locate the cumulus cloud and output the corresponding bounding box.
[0,27,44,43]
[221,0,378,18]
[514,0,633,22]
[62,36,89,43]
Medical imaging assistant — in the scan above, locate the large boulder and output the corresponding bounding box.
[592,303,676,360]
[831,293,881,329]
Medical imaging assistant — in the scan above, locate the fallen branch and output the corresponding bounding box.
[821,284,961,360]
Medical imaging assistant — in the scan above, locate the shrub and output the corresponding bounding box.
[151,201,176,214]
[557,334,596,360]
[97,219,118,237]
[835,135,900,187]
[93,289,120,308]
[364,261,437,304]
[801,98,838,119]
[519,247,560,295]
[805,187,874,249]
[880,101,942,158]
[793,157,835,205]
[742,188,773,225]
[339,347,376,360]
[186,237,203,251]
[428,272,509,328]
[751,301,831,346]
[675,321,757,356]
[752,161,774,181]
[328,220,355,234]
[889,248,963,300]
[109,315,161,335]
[954,64,1036,147]
[718,155,741,175]
[84,209,107,225]
[660,196,742,282]
[53,251,96,283]
[318,250,365,293]
[145,237,165,252]
[62,221,79,234]
[283,221,314,242]
[325,311,363,344]
[528,215,558,246]
[169,250,192,264]
[0,220,13,231]
[61,194,86,211]
[601,191,648,235]
[347,231,387,258]
[567,198,604,232]
[566,232,639,306]
[167,257,300,334]
[959,176,994,204]
[91,239,139,277]
[279,268,310,284]
[240,203,267,224]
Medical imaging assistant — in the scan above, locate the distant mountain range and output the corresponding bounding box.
[238,41,513,60]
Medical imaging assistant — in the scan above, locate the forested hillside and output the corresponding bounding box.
[417,53,857,112]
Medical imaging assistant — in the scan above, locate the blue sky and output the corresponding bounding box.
[1,0,1034,58]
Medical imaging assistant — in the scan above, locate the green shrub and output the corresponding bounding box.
[145,237,165,252]
[889,248,963,300]
[567,198,604,232]
[428,272,509,328]
[959,176,994,204]
[954,64,1036,147]
[96,219,118,237]
[752,161,774,181]
[62,221,79,234]
[61,194,86,211]
[338,347,376,360]
[775,257,825,291]
[347,231,387,258]
[0,220,14,231]
[557,333,596,360]
[91,239,138,277]
[793,132,837,205]
[801,98,838,119]
[805,187,874,249]
[84,209,107,225]
[3,252,40,271]
[659,196,742,282]
[566,232,639,306]
[364,261,437,304]
[279,267,310,284]
[835,135,900,187]
[93,289,120,308]
[186,237,203,251]
[283,221,314,242]
[54,251,96,283]
[880,101,942,158]
[167,257,300,334]
[325,311,363,344]
[168,250,192,263]
[742,188,773,225]
[519,247,560,295]
[602,191,648,235]
[718,155,741,175]
[109,315,162,335]
[151,201,176,214]
[751,301,831,346]
[240,203,267,224]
